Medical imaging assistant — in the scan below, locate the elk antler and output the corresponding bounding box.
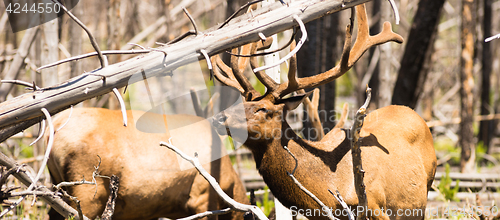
[265,4,403,99]
[212,37,274,101]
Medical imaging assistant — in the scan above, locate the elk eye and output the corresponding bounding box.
[256,108,267,113]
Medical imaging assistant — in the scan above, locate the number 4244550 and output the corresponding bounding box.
[6,3,61,14]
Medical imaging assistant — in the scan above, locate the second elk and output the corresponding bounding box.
[210,4,437,220]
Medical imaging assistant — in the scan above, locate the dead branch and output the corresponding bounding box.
[101,175,120,220]
[328,189,354,220]
[0,0,373,143]
[283,146,337,220]
[0,153,90,219]
[0,26,39,102]
[112,88,127,127]
[178,208,232,220]
[160,139,268,220]
[51,0,106,68]
[37,49,150,71]
[349,87,371,220]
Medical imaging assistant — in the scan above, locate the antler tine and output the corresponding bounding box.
[211,55,245,94]
[273,4,403,98]
[230,45,260,100]
[250,44,279,93]
[287,40,299,91]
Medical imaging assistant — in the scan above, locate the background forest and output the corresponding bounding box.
[0,0,500,219]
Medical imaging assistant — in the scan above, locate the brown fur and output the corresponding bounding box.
[213,101,437,220]
[46,107,248,220]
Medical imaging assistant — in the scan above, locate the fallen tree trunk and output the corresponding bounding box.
[0,0,371,143]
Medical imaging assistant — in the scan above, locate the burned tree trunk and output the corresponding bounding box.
[479,0,494,153]
[391,0,446,109]
[459,0,476,173]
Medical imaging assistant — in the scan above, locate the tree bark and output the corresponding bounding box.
[479,0,494,153]
[460,0,476,173]
[391,0,446,109]
[376,0,393,108]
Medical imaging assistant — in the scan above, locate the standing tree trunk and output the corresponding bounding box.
[479,0,494,153]
[391,0,446,109]
[69,0,83,79]
[296,13,339,140]
[41,18,59,88]
[376,0,394,108]
[460,0,476,173]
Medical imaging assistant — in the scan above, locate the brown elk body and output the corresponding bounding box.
[46,108,248,220]
[210,4,436,220]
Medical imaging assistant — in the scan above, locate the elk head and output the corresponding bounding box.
[211,4,403,151]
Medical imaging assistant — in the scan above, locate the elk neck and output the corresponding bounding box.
[244,118,352,210]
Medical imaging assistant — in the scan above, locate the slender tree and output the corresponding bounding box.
[392,0,446,109]
[479,0,494,153]
[460,0,476,173]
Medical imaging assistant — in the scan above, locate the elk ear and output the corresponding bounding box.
[277,90,313,111]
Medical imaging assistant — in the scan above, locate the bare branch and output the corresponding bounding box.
[37,50,150,71]
[200,49,213,80]
[101,175,120,220]
[0,108,55,218]
[0,26,39,101]
[56,105,73,132]
[178,208,232,220]
[29,120,45,146]
[283,146,337,220]
[183,7,199,35]
[218,0,264,29]
[1,80,40,90]
[112,88,127,127]
[485,33,500,42]
[0,153,89,219]
[253,15,307,72]
[349,87,371,220]
[387,0,400,24]
[328,189,354,220]
[160,139,268,220]
[51,0,106,68]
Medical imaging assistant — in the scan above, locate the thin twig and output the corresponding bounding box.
[253,15,306,72]
[1,80,41,90]
[29,120,45,146]
[387,0,400,25]
[127,43,146,49]
[328,189,354,220]
[227,28,297,57]
[55,180,95,190]
[160,138,268,220]
[283,146,337,220]
[112,88,127,127]
[56,105,73,132]
[37,49,150,71]
[178,208,232,220]
[183,7,199,35]
[200,49,213,80]
[0,108,55,218]
[218,0,264,29]
[485,33,500,42]
[51,0,106,68]
[166,30,197,45]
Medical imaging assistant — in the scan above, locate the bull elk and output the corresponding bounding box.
[46,107,248,220]
[210,4,436,220]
